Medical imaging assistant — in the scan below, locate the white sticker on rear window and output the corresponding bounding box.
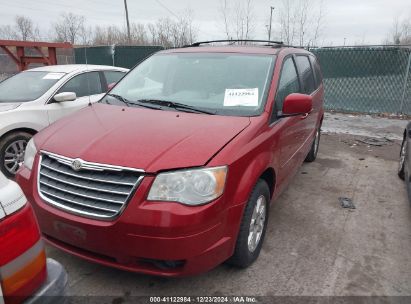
[42,72,65,80]
[224,88,259,107]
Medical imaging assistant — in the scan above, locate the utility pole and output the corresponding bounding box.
[124,0,131,44]
[268,6,275,41]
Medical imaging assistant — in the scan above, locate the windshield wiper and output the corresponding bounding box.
[106,93,129,107]
[136,99,216,115]
[106,94,162,110]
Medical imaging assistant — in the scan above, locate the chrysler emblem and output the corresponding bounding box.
[71,159,83,171]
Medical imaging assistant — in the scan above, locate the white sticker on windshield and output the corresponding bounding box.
[42,72,65,80]
[224,88,259,107]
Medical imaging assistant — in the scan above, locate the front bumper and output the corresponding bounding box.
[25,259,68,304]
[17,166,245,277]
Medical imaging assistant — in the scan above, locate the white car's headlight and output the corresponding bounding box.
[148,166,228,205]
[23,138,37,170]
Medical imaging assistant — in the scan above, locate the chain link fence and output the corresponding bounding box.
[74,45,164,69]
[311,46,411,115]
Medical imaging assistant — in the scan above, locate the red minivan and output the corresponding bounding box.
[17,41,324,276]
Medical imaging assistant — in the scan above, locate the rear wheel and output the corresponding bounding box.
[398,135,407,180]
[228,179,270,268]
[305,126,321,162]
[0,132,33,178]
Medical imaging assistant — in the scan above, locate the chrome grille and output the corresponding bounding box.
[38,152,144,219]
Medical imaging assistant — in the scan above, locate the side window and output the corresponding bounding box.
[275,57,300,112]
[58,72,102,98]
[295,56,316,94]
[104,71,125,85]
[310,55,323,89]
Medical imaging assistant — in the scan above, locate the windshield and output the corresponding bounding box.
[0,71,65,103]
[106,53,276,116]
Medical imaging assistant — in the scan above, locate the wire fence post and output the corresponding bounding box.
[111,44,116,67]
[400,50,411,114]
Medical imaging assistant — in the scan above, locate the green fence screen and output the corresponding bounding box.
[75,46,114,66]
[311,46,411,115]
[74,45,164,69]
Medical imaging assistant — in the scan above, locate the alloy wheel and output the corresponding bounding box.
[4,139,27,175]
[248,195,267,253]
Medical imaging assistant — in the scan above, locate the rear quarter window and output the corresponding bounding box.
[295,55,316,94]
[310,55,323,89]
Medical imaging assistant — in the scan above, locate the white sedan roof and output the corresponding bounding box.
[26,64,129,73]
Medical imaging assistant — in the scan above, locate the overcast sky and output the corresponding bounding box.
[0,0,410,46]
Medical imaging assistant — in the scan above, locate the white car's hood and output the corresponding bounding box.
[0,103,22,112]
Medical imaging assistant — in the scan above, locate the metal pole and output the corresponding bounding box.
[400,51,411,114]
[124,0,131,44]
[268,6,274,41]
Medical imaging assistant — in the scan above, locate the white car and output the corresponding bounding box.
[0,64,128,177]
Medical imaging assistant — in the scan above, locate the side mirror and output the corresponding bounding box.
[107,82,116,91]
[279,93,312,118]
[53,92,77,103]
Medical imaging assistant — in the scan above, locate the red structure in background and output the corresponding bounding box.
[0,40,72,71]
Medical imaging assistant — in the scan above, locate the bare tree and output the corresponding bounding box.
[219,0,255,41]
[79,25,93,45]
[0,25,16,40]
[297,0,309,46]
[1,11,197,47]
[130,23,148,44]
[278,0,296,45]
[277,0,325,46]
[386,16,411,45]
[148,12,197,47]
[14,15,39,41]
[311,0,325,46]
[53,13,85,44]
[220,0,231,39]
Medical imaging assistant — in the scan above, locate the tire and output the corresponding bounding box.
[0,131,33,178]
[228,179,270,268]
[305,126,321,163]
[398,135,407,180]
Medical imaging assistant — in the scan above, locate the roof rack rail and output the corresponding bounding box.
[187,39,284,47]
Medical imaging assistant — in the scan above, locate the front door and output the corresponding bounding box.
[46,71,105,124]
[273,56,307,187]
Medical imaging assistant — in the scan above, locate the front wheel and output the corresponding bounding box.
[0,131,33,178]
[228,179,270,268]
[305,126,321,162]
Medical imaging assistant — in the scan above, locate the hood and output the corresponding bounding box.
[0,103,21,112]
[35,104,251,172]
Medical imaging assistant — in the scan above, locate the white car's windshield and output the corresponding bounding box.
[105,53,276,116]
[0,71,65,103]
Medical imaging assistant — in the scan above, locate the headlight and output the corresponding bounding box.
[148,166,228,205]
[23,138,37,170]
